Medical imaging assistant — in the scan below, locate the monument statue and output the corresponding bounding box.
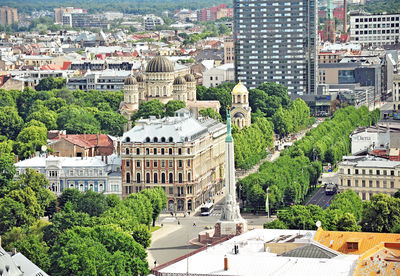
[214,110,247,236]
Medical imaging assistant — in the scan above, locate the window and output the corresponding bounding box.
[376,181,380,188]
[391,181,395,189]
[188,172,191,182]
[355,169,359,175]
[369,180,373,187]
[178,160,183,168]
[347,180,351,187]
[136,161,140,167]
[391,170,395,176]
[383,181,387,188]
[169,187,173,195]
[146,148,150,155]
[347,169,351,174]
[126,160,130,167]
[355,180,359,187]
[369,170,373,175]
[146,161,150,168]
[187,148,190,154]
[161,173,166,183]
[169,160,173,167]
[377,170,380,175]
[169,148,173,155]
[146,173,150,183]
[126,148,130,154]
[187,186,192,194]
[154,161,158,167]
[154,173,158,184]
[362,170,365,174]
[362,180,365,187]
[187,160,191,166]
[347,242,359,250]
[161,160,165,167]
[169,173,174,183]
[126,173,131,183]
[136,148,140,155]
[137,173,141,183]
[179,173,183,183]
[178,148,182,155]
[161,148,165,155]
[383,170,387,176]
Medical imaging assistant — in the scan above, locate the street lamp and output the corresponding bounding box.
[266,187,270,222]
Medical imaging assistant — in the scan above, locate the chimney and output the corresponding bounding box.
[224,255,228,271]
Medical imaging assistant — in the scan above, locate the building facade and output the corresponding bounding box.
[0,6,18,26]
[224,36,234,64]
[394,74,400,111]
[67,70,131,91]
[144,15,164,31]
[233,0,318,95]
[121,110,226,212]
[350,12,400,46]
[15,155,122,197]
[338,156,400,200]
[202,63,234,88]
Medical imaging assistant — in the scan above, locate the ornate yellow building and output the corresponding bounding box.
[231,81,251,129]
[120,55,201,121]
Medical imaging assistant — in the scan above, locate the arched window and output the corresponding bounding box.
[156,86,160,96]
[168,137,173,142]
[163,86,166,96]
[146,173,150,183]
[154,137,158,142]
[136,148,140,155]
[154,173,158,184]
[161,173,166,183]
[161,137,166,142]
[137,173,141,183]
[178,148,182,155]
[146,148,150,155]
[126,148,129,154]
[188,172,191,182]
[169,173,173,183]
[125,137,131,142]
[99,183,104,192]
[161,148,165,155]
[237,95,241,103]
[178,173,183,183]
[243,94,247,103]
[126,172,131,183]
[89,183,94,190]
[145,137,151,142]
[169,148,173,155]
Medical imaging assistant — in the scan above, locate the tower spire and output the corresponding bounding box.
[226,108,233,142]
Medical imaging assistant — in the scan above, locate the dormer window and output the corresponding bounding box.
[145,137,151,142]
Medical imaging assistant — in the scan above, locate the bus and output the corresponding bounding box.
[325,183,337,195]
[200,203,214,216]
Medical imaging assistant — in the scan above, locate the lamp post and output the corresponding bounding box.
[266,187,270,222]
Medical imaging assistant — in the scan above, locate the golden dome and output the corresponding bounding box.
[232,81,249,94]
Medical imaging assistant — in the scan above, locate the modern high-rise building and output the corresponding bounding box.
[0,6,18,26]
[233,0,318,95]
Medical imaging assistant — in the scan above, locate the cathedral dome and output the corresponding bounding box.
[145,56,174,73]
[124,75,136,85]
[173,76,186,85]
[232,81,249,94]
[136,73,145,82]
[184,74,195,82]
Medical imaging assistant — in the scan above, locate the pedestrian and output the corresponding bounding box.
[170,212,173,216]
[178,220,180,225]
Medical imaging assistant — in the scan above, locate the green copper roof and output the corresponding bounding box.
[226,109,233,142]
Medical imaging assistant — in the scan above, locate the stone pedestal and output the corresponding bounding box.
[214,219,248,237]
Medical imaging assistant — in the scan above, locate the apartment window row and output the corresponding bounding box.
[354,16,400,23]
[346,179,395,189]
[347,168,396,176]
[125,147,191,155]
[125,171,192,184]
[126,159,191,168]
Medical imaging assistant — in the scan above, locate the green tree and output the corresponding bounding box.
[131,224,151,248]
[57,105,100,134]
[164,100,186,117]
[0,197,34,234]
[141,187,165,226]
[0,152,16,197]
[75,190,110,217]
[199,108,223,121]
[95,111,127,136]
[59,188,82,210]
[132,99,164,121]
[247,184,265,212]
[257,82,290,107]
[36,76,66,91]
[26,108,58,130]
[0,106,24,140]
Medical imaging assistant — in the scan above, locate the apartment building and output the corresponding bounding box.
[338,156,400,200]
[350,11,400,46]
[0,6,18,26]
[121,109,226,212]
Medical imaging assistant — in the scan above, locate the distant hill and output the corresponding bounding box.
[0,0,231,15]
[350,0,400,14]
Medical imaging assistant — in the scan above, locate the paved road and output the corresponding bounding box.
[305,187,336,209]
[148,207,267,266]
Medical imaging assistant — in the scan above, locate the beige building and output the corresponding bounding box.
[394,74,400,111]
[230,81,251,129]
[0,6,17,26]
[121,109,226,211]
[224,37,234,64]
[338,156,400,200]
[120,55,220,122]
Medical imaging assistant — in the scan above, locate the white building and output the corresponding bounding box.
[394,74,400,111]
[67,70,131,91]
[153,229,359,276]
[202,63,234,88]
[144,15,164,31]
[350,11,400,46]
[15,155,122,197]
[350,127,391,155]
